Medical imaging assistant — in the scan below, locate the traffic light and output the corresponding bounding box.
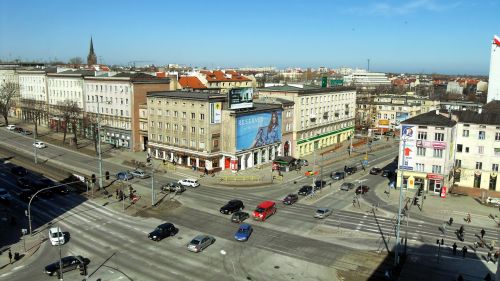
[105,171,110,180]
[413,197,419,205]
[91,174,96,184]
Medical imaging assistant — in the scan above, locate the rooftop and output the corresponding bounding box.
[179,76,207,89]
[258,84,356,94]
[454,110,500,126]
[402,110,457,127]
[147,90,226,101]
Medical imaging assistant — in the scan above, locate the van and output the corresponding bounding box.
[252,201,276,221]
[49,227,65,246]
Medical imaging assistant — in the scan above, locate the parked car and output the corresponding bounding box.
[0,188,12,203]
[252,201,276,221]
[231,211,250,223]
[314,180,326,190]
[6,124,16,130]
[11,166,28,177]
[298,159,309,166]
[234,223,253,241]
[282,193,298,205]
[314,208,332,219]
[148,223,178,241]
[220,199,244,214]
[44,256,90,276]
[331,171,345,180]
[21,129,32,135]
[355,185,370,195]
[187,235,215,253]
[298,185,313,196]
[178,179,200,188]
[340,182,355,191]
[116,171,134,180]
[14,127,23,133]
[130,169,150,179]
[369,167,382,175]
[345,166,357,175]
[161,182,185,193]
[33,141,47,149]
[48,227,65,246]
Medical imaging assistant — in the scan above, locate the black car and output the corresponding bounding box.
[161,182,186,193]
[231,211,250,223]
[282,193,299,205]
[39,178,70,195]
[369,167,382,175]
[345,166,357,175]
[331,171,345,180]
[11,166,28,177]
[220,200,244,214]
[314,180,326,190]
[148,223,178,241]
[298,185,313,196]
[355,185,370,195]
[44,255,90,276]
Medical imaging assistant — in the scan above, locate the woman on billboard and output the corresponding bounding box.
[251,111,280,148]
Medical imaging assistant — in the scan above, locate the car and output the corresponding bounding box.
[21,130,33,135]
[314,208,332,219]
[231,211,250,223]
[130,169,150,179]
[340,182,355,191]
[282,193,298,205]
[298,159,309,166]
[385,131,395,136]
[161,182,186,193]
[314,180,326,190]
[345,166,357,175]
[148,223,178,241]
[187,235,215,253]
[11,166,28,177]
[298,185,313,195]
[234,223,253,241]
[44,256,90,276]
[14,127,23,133]
[331,171,345,180]
[381,170,390,177]
[33,141,47,149]
[220,199,244,214]
[370,167,382,175]
[252,201,276,221]
[178,179,199,188]
[6,124,16,130]
[116,171,134,180]
[48,227,65,246]
[355,185,370,195]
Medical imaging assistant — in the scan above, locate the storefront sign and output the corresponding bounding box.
[416,140,447,149]
[427,173,444,180]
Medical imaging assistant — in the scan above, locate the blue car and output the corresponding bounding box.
[234,223,253,241]
[116,171,134,180]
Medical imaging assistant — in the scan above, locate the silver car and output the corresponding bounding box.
[187,235,216,253]
[130,169,150,179]
[314,208,332,219]
[340,182,355,191]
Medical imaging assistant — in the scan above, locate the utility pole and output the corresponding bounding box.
[58,226,63,281]
[395,137,407,266]
[96,98,104,191]
[312,148,317,192]
[33,130,38,164]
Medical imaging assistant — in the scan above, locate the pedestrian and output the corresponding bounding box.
[204,167,208,175]
[449,217,453,226]
[344,165,347,172]
[487,251,492,263]
[481,228,485,239]
[452,242,457,255]
[352,198,356,207]
[462,246,467,258]
[8,249,12,264]
[466,213,471,223]
[115,189,119,199]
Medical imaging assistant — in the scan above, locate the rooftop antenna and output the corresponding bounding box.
[367,59,370,72]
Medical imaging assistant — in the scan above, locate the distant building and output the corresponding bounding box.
[446,81,463,95]
[487,35,500,103]
[343,70,390,90]
[199,70,252,94]
[87,37,97,66]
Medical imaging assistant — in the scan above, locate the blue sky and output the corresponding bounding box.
[0,0,498,75]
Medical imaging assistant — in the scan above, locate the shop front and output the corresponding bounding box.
[427,173,444,194]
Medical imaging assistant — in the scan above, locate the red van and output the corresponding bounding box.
[252,201,276,221]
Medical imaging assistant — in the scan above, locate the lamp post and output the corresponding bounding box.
[395,135,408,266]
[33,130,38,164]
[88,98,111,191]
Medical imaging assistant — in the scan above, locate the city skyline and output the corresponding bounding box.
[1,0,499,75]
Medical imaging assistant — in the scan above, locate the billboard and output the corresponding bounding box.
[229,88,253,109]
[209,102,222,124]
[236,111,282,151]
[399,125,416,170]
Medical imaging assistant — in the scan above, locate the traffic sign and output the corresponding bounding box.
[363,160,368,166]
[399,165,413,171]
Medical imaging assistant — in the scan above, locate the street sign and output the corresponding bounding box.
[399,165,413,171]
[363,160,368,166]
[404,147,412,156]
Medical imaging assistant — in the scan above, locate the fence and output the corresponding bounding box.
[219,175,262,182]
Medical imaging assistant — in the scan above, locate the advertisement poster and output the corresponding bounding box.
[210,102,222,124]
[400,125,416,170]
[236,111,282,151]
[229,88,253,109]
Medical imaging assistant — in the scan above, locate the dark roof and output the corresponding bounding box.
[52,70,96,76]
[114,72,156,79]
[147,91,226,101]
[258,85,356,94]
[402,110,457,127]
[454,110,500,125]
[482,100,500,113]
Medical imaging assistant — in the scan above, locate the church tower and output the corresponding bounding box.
[87,37,97,65]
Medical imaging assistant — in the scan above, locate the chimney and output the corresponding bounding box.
[436,109,440,115]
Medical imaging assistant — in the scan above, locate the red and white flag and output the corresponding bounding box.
[494,35,500,46]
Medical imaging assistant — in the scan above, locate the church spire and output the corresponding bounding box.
[87,36,97,65]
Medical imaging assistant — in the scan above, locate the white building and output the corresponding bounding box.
[487,35,500,103]
[446,81,463,95]
[343,70,390,90]
[18,70,49,102]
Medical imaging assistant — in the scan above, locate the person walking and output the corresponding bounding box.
[487,251,492,263]
[466,213,471,223]
[449,217,453,226]
[462,246,468,258]
[115,189,119,199]
[480,228,485,239]
[8,249,12,264]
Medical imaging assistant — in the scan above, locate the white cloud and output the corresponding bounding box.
[345,0,461,15]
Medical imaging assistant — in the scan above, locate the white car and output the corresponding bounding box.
[314,208,332,219]
[33,141,47,149]
[48,227,65,246]
[6,125,16,130]
[178,179,200,188]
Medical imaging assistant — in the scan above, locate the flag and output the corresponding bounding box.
[494,35,500,46]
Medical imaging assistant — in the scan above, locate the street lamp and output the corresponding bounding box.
[395,134,408,266]
[87,98,111,191]
[150,162,162,206]
[33,130,38,164]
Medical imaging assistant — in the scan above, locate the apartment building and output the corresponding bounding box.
[18,69,57,125]
[257,85,356,158]
[200,70,253,94]
[0,68,20,118]
[146,91,226,171]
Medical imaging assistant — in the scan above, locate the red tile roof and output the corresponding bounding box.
[179,76,207,89]
[202,70,251,82]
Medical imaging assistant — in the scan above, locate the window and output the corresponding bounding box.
[478,146,484,154]
[492,164,499,172]
[496,132,500,141]
[465,147,469,153]
[200,128,205,134]
[417,147,426,156]
[433,149,443,158]
[182,112,187,118]
[151,134,155,140]
[150,121,155,127]
[476,162,483,170]
[417,131,427,140]
[432,165,442,174]
[479,131,485,140]
[182,125,186,132]
[213,139,219,148]
[191,113,195,119]
[166,110,170,116]
[174,138,179,144]
[463,130,469,137]
[455,159,461,168]
[166,136,170,142]
[174,111,178,117]
[416,163,425,172]
[457,144,463,152]
[158,122,163,129]
[435,133,444,141]
[191,127,196,133]
[158,135,163,142]
[166,123,170,129]
[200,114,205,120]
[174,124,178,130]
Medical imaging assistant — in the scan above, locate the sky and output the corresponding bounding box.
[0,0,499,75]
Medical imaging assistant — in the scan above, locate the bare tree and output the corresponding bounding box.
[20,99,46,137]
[68,57,83,65]
[57,100,81,146]
[84,114,100,155]
[0,82,19,125]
